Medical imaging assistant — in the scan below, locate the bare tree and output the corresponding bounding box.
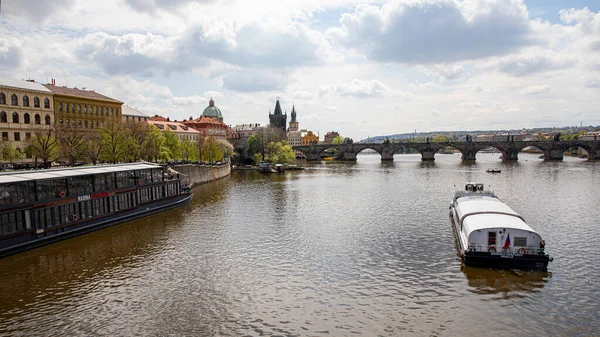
[86,130,103,165]
[26,125,60,168]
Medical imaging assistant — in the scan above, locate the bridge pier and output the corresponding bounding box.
[381,152,394,161]
[420,150,435,161]
[502,149,519,161]
[545,148,564,161]
[340,151,357,161]
[461,150,476,161]
[589,148,600,160]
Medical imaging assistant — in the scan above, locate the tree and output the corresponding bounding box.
[2,142,22,163]
[432,135,449,142]
[264,141,295,164]
[100,118,128,163]
[332,135,345,144]
[162,131,181,162]
[124,120,151,162]
[201,136,224,163]
[56,123,89,166]
[86,131,103,165]
[246,129,276,162]
[181,139,199,162]
[26,126,60,167]
[143,126,165,162]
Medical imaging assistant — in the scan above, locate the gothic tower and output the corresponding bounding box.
[269,98,287,134]
[288,104,298,132]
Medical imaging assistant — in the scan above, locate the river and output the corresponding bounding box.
[0,153,599,336]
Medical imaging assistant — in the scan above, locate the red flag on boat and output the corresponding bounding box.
[503,234,511,250]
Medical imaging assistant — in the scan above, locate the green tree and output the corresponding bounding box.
[201,136,224,163]
[100,118,128,163]
[246,129,276,161]
[264,141,295,164]
[332,135,345,144]
[432,135,449,142]
[181,139,199,162]
[123,120,151,162]
[86,131,103,165]
[162,131,181,161]
[2,142,22,163]
[143,126,165,162]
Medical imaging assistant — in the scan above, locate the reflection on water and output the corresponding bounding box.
[1,153,599,336]
[461,265,551,299]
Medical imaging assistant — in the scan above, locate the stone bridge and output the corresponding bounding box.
[293,140,600,161]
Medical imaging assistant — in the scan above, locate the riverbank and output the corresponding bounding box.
[173,163,231,187]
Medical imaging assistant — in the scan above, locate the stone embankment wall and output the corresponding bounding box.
[172,164,231,187]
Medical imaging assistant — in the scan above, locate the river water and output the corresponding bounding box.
[1,153,599,336]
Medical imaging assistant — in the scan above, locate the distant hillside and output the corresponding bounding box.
[360,125,600,143]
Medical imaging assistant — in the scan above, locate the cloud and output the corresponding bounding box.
[584,79,600,88]
[221,69,289,92]
[424,64,464,79]
[328,0,534,64]
[0,0,76,23]
[170,95,208,105]
[124,0,215,14]
[0,38,23,69]
[491,51,575,76]
[319,79,390,97]
[520,84,551,95]
[589,41,600,51]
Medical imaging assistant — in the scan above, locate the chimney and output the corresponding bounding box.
[167,117,170,121]
[51,78,56,85]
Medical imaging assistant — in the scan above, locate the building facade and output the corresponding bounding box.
[324,131,340,144]
[286,106,302,156]
[0,78,55,163]
[269,99,287,135]
[231,123,263,149]
[147,119,201,142]
[122,105,149,123]
[184,99,229,141]
[43,82,123,130]
[302,131,319,145]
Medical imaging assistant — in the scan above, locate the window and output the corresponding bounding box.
[115,108,119,116]
[11,94,18,106]
[168,124,177,130]
[12,112,19,123]
[14,132,20,141]
[44,98,50,109]
[35,114,41,124]
[58,102,63,112]
[0,93,5,105]
[1,132,7,141]
[71,104,75,113]
[23,96,29,107]
[77,104,81,113]
[25,132,31,140]
[59,119,63,124]
[83,105,87,113]
[0,111,6,123]
[94,106,97,115]
[488,232,497,246]
[33,97,40,107]
[514,237,527,247]
[85,120,88,128]
[45,115,51,125]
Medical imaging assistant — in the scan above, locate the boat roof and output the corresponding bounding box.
[0,163,161,184]
[454,195,537,235]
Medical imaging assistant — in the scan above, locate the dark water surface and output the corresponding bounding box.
[1,153,599,336]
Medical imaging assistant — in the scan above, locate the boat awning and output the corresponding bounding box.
[0,163,162,185]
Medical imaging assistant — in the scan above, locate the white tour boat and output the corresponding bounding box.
[449,183,553,270]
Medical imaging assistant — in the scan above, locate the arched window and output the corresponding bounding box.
[110,108,113,116]
[22,96,29,107]
[0,93,5,105]
[115,108,119,116]
[35,114,41,124]
[100,107,104,116]
[0,111,6,123]
[71,104,75,112]
[83,105,87,113]
[77,104,81,113]
[24,113,30,124]
[45,115,51,125]
[12,112,19,123]
[11,94,18,106]
[34,97,40,107]
[58,102,62,111]
[94,106,97,115]
[44,98,50,109]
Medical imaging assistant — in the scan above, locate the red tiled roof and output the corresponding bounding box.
[149,115,168,121]
[42,84,122,103]
[184,116,228,128]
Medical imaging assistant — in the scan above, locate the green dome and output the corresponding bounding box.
[202,98,223,122]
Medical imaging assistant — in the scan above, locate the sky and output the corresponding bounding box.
[1,0,599,140]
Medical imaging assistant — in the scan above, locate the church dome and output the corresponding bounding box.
[202,98,223,122]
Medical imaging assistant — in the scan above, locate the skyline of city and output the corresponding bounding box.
[1,0,600,140]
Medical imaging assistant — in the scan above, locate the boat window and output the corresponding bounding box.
[0,182,35,208]
[68,175,94,196]
[0,210,26,235]
[476,184,484,191]
[116,171,136,188]
[36,179,67,202]
[514,237,527,247]
[488,232,497,246]
[94,173,116,192]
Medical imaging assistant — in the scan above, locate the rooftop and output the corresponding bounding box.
[147,120,201,134]
[42,84,122,103]
[122,105,149,118]
[0,78,52,93]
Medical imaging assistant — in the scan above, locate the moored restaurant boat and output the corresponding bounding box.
[449,183,552,270]
[0,163,191,258]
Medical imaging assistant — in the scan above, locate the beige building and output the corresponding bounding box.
[0,78,55,162]
[147,119,201,142]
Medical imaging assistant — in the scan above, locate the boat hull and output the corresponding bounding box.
[0,193,191,258]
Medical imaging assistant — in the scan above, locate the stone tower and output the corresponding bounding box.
[269,98,287,134]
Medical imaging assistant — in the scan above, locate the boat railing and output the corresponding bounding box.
[467,244,546,256]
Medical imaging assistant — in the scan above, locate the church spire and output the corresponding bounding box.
[273,98,283,115]
[291,104,297,122]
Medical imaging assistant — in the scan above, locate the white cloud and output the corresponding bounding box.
[319,79,391,97]
[328,0,534,64]
[1,0,77,23]
[222,69,289,92]
[584,79,600,88]
[520,84,552,95]
[424,64,464,80]
[490,49,575,76]
[170,95,208,105]
[0,38,23,69]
